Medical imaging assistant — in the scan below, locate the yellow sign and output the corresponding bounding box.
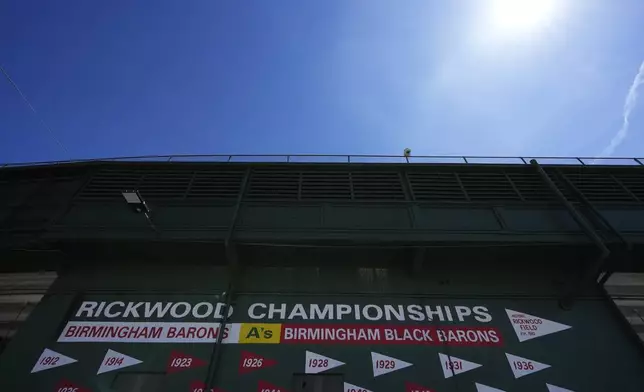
[239,323,281,344]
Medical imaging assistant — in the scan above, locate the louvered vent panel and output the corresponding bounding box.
[408,172,467,201]
[247,169,299,200]
[72,164,644,203]
[612,173,644,202]
[138,171,192,200]
[186,171,244,199]
[79,168,245,200]
[505,172,553,201]
[352,172,405,200]
[563,173,636,202]
[459,172,521,201]
[79,169,142,200]
[301,172,351,200]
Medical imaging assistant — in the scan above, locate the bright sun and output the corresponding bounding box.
[487,0,560,35]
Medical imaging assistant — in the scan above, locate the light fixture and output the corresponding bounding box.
[404,148,411,163]
[121,190,150,214]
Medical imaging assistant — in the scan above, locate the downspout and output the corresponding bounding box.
[530,160,610,306]
[555,169,632,285]
[204,168,250,392]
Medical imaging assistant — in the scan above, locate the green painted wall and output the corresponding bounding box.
[1,264,643,392]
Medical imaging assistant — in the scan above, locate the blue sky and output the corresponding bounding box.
[1,0,644,163]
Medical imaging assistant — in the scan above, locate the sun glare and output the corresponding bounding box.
[487,0,560,35]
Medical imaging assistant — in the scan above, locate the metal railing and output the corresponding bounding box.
[1,154,643,168]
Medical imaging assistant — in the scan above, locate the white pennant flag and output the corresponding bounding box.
[31,348,77,373]
[506,309,571,342]
[438,353,481,379]
[344,382,372,392]
[475,383,506,392]
[371,352,412,377]
[305,351,344,374]
[97,349,142,374]
[506,353,550,379]
[547,384,575,392]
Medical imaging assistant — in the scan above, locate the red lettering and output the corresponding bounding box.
[106,326,119,338]
[128,327,140,339]
[90,326,105,337]
[65,326,77,337]
[118,327,129,338]
[40,356,60,366]
[137,327,148,339]
[150,327,162,339]
[308,358,329,368]
[79,326,90,337]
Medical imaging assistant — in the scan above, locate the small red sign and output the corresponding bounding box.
[405,381,435,392]
[55,380,91,392]
[167,351,206,374]
[258,380,288,392]
[239,351,277,374]
[189,381,227,392]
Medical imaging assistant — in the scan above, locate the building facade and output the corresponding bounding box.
[1,156,643,392]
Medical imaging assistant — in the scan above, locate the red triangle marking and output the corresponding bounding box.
[239,351,277,375]
[258,380,288,392]
[166,351,207,374]
[55,379,91,392]
[189,381,227,392]
[405,381,436,392]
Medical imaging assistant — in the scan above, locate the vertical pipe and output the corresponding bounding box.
[225,169,250,247]
[204,169,250,391]
[204,273,236,392]
[557,169,633,286]
[400,170,415,202]
[454,173,470,201]
[557,169,628,242]
[531,161,609,257]
[399,170,416,228]
[531,160,610,305]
